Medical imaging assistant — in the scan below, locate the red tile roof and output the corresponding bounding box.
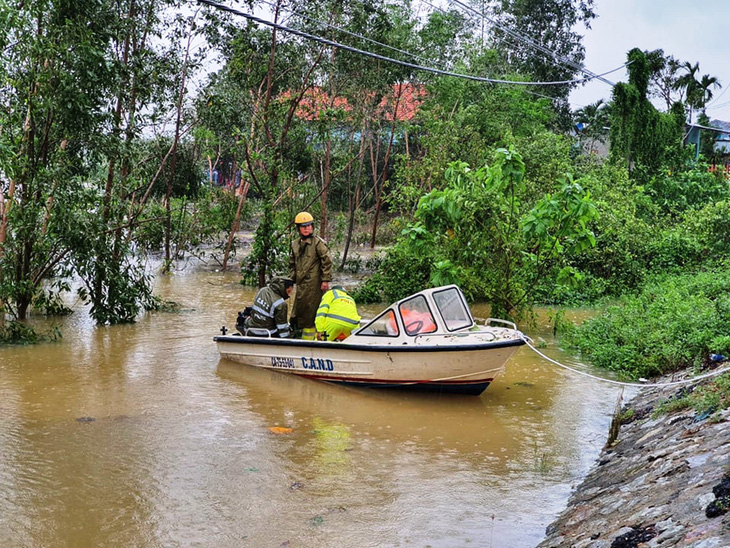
[285,83,425,122]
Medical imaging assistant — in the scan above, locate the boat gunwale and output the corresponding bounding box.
[213,334,525,353]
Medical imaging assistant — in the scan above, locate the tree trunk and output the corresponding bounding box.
[164,18,194,270]
[370,83,404,249]
[320,139,331,240]
[222,180,251,270]
[340,130,366,269]
[369,124,396,249]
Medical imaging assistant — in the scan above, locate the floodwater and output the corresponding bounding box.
[0,268,632,547]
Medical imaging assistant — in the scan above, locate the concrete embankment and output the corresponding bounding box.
[539,369,730,548]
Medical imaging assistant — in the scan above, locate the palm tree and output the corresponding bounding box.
[697,74,722,114]
[675,61,701,121]
[574,99,611,153]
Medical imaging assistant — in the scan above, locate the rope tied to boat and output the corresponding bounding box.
[522,335,730,388]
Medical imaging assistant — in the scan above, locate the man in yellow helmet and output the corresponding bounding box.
[289,211,333,340]
[315,286,361,341]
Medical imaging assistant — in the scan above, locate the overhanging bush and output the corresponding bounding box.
[565,268,730,379]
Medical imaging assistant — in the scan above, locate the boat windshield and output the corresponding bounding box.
[358,309,399,337]
[433,287,473,331]
[399,295,437,336]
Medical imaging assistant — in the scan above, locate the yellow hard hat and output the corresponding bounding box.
[295,211,314,225]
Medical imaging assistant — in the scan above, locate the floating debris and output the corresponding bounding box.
[309,515,324,526]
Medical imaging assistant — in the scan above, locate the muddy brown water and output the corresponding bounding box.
[0,269,632,547]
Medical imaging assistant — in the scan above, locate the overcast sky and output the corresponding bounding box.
[569,0,730,122]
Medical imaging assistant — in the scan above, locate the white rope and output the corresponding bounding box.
[522,336,730,389]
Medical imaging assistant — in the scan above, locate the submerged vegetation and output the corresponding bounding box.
[565,269,730,380]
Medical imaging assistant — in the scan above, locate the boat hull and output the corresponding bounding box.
[214,335,524,395]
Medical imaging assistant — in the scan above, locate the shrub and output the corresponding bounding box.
[646,228,706,273]
[655,374,730,418]
[646,163,730,219]
[0,321,61,345]
[565,269,730,380]
[681,200,730,257]
[351,245,431,304]
[133,188,242,252]
[548,164,654,301]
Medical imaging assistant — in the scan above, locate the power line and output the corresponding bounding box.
[416,0,616,107]
[257,0,434,66]
[707,99,730,111]
[197,0,626,87]
[705,82,729,109]
[446,0,615,87]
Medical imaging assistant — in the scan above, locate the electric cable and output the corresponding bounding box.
[197,0,627,87]
[446,0,614,87]
[706,100,730,112]
[448,0,580,76]
[257,0,435,65]
[705,83,729,109]
[419,0,582,87]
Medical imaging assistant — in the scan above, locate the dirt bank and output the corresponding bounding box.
[539,369,730,547]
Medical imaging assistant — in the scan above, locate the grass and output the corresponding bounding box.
[654,373,730,420]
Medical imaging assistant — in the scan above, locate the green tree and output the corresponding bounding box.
[673,63,721,121]
[388,40,558,216]
[491,0,596,121]
[73,0,194,324]
[645,49,684,110]
[0,0,218,329]
[416,7,473,68]
[365,147,597,318]
[610,48,686,180]
[696,74,722,115]
[697,112,717,161]
[0,1,119,323]
[574,99,610,155]
[644,50,720,119]
[206,2,325,285]
[675,61,701,121]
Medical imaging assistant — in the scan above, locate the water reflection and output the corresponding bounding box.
[216,362,519,466]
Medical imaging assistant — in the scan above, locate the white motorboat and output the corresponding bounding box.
[214,285,526,395]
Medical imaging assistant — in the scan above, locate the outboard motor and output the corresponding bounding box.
[235,306,253,335]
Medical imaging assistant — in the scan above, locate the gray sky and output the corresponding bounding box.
[570,0,730,122]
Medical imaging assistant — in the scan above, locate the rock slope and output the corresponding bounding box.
[539,374,730,548]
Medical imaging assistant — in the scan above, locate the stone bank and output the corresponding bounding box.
[539,371,730,547]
